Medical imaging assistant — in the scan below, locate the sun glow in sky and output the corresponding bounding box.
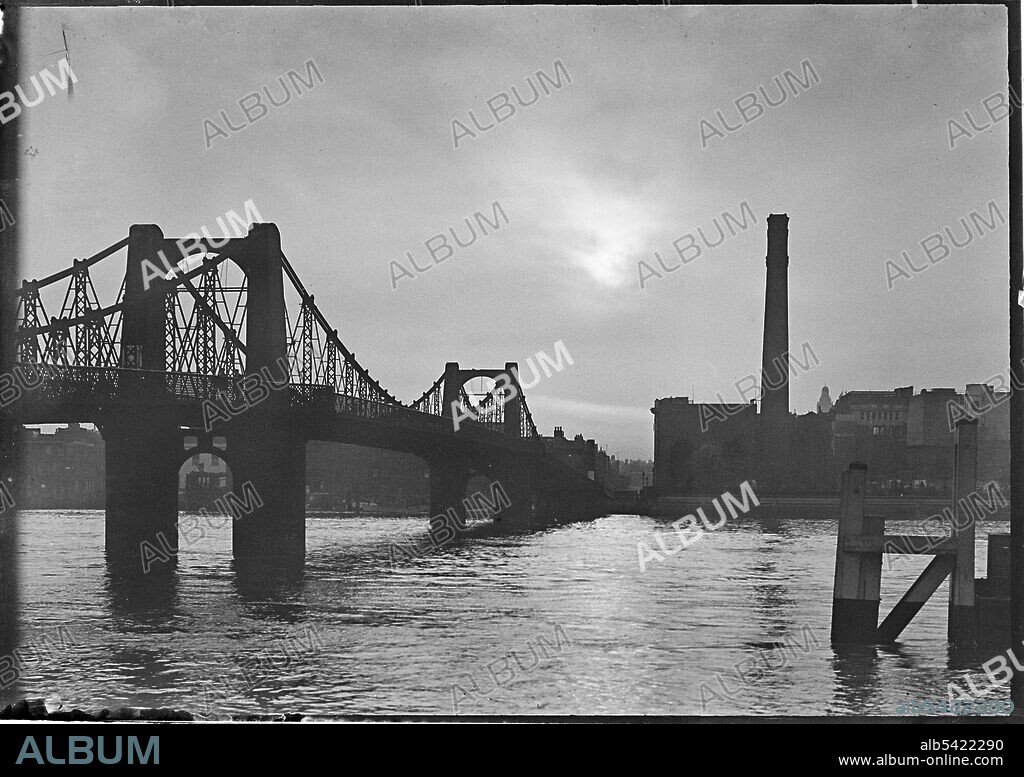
[562,179,666,288]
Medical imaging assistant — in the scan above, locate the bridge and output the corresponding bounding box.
[4,223,610,569]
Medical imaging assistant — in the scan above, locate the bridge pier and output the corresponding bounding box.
[490,462,535,528]
[229,424,307,564]
[227,222,307,564]
[102,224,179,573]
[102,414,181,573]
[534,468,604,524]
[428,460,470,530]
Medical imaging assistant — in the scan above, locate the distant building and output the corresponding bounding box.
[179,454,231,511]
[541,427,629,489]
[649,214,1009,497]
[544,427,597,479]
[905,388,957,492]
[651,215,824,495]
[778,411,834,493]
[615,458,654,491]
[304,441,429,510]
[16,426,432,511]
[17,424,104,509]
[179,453,229,488]
[960,383,1009,490]
[652,379,1009,497]
[651,397,757,495]
[831,387,912,490]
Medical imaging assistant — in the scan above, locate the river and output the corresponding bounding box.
[2,510,1016,717]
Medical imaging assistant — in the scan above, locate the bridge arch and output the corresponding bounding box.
[177,451,233,514]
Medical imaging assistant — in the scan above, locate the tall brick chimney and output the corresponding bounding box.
[760,213,789,422]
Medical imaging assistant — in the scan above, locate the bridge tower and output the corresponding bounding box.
[104,223,307,570]
[432,362,471,528]
[104,225,180,569]
[502,362,522,439]
[227,223,306,563]
[429,360,538,528]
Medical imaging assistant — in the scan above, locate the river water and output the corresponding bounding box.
[2,509,1017,717]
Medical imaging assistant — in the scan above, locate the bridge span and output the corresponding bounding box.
[5,223,610,569]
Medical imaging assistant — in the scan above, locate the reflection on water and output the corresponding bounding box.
[2,510,1015,716]
[103,559,179,623]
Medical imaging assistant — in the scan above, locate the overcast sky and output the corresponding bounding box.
[19,4,1009,459]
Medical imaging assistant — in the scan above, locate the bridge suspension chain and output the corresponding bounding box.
[11,236,129,300]
[279,251,400,406]
[472,385,539,438]
[410,373,445,414]
[14,238,240,367]
[17,256,124,369]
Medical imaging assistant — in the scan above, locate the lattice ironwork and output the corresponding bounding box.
[16,244,126,370]
[13,230,543,445]
[164,255,246,377]
[279,252,399,407]
[410,373,445,415]
[474,387,540,438]
[16,283,44,364]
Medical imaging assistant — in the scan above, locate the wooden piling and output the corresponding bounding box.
[832,431,985,645]
[987,534,1011,582]
[948,419,978,645]
[831,462,883,643]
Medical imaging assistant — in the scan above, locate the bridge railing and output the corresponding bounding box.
[10,363,247,407]
[11,366,528,429]
[293,384,547,453]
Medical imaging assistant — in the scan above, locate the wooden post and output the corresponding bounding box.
[831,462,883,643]
[988,534,1011,582]
[949,419,978,645]
[832,429,986,644]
